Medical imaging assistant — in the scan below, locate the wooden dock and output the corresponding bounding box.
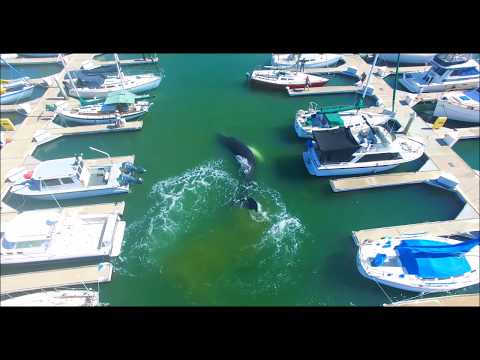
[352,218,479,246]
[287,85,362,97]
[33,121,143,146]
[330,170,441,192]
[91,57,159,67]
[385,293,480,307]
[0,263,113,295]
[1,56,62,66]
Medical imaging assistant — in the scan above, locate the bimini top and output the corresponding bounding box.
[32,157,81,180]
[395,238,479,279]
[313,127,359,152]
[103,90,136,106]
[433,53,471,67]
[68,71,106,88]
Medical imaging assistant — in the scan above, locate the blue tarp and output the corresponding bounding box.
[395,238,478,279]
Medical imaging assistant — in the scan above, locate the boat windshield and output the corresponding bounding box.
[431,65,447,76]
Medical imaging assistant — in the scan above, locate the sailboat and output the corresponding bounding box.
[56,90,154,125]
[356,234,479,292]
[63,54,162,99]
[271,53,344,69]
[0,59,35,104]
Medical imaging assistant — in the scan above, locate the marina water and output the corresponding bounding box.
[5,54,474,305]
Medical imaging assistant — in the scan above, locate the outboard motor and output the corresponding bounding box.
[120,162,147,175]
[118,173,144,186]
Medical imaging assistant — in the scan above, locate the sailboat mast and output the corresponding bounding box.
[60,54,81,100]
[114,53,126,90]
[391,53,401,113]
[361,53,379,99]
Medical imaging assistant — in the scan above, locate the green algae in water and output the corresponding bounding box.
[5,54,469,306]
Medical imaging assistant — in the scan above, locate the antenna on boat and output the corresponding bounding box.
[113,53,126,90]
[89,146,112,164]
[361,53,378,100]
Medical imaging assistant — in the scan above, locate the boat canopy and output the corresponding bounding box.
[72,72,106,88]
[433,54,471,67]
[312,127,359,162]
[103,90,137,105]
[395,238,479,279]
[32,157,80,180]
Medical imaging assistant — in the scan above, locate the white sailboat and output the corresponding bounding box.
[294,101,394,139]
[0,77,35,105]
[56,90,153,125]
[433,88,479,123]
[271,53,344,68]
[63,54,162,99]
[357,234,480,293]
[247,69,328,89]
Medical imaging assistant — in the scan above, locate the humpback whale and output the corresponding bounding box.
[217,134,259,212]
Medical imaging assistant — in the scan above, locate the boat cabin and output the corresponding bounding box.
[418,54,480,85]
[311,126,401,165]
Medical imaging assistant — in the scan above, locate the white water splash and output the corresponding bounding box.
[116,159,306,279]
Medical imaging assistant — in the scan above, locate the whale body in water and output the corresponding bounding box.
[217,134,259,212]
[217,134,256,182]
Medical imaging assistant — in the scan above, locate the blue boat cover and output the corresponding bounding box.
[395,238,478,279]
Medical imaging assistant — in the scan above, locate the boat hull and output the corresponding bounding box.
[379,53,436,64]
[68,77,161,99]
[271,54,344,68]
[303,151,399,176]
[9,186,129,200]
[0,290,99,307]
[399,77,480,93]
[433,99,479,123]
[57,109,146,125]
[0,85,34,104]
[250,78,328,90]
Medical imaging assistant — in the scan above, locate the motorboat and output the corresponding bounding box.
[400,54,480,93]
[303,125,424,176]
[63,71,162,99]
[270,53,344,68]
[246,69,328,89]
[357,234,479,293]
[0,77,35,105]
[433,88,479,123]
[0,207,125,264]
[9,154,145,200]
[378,53,436,64]
[294,101,396,139]
[56,90,153,125]
[1,290,99,306]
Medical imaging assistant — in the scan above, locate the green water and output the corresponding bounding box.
[3,54,471,306]
[454,140,480,170]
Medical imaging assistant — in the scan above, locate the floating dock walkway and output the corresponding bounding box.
[287,85,362,97]
[91,57,159,67]
[0,263,113,295]
[352,218,479,246]
[33,121,143,145]
[2,56,63,66]
[384,293,480,307]
[330,170,442,192]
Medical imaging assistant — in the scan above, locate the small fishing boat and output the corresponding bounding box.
[56,90,153,125]
[303,125,424,176]
[0,77,35,105]
[357,235,479,293]
[294,101,396,139]
[246,70,328,89]
[378,53,436,64]
[433,88,479,123]
[1,207,125,264]
[1,290,99,306]
[9,154,145,200]
[400,54,480,93]
[271,53,344,68]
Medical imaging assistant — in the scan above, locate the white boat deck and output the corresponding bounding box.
[0,262,113,295]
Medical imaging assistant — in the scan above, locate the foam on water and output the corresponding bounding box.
[116,159,306,286]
